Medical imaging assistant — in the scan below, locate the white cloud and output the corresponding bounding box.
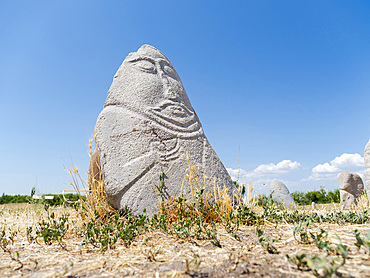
[226,159,301,192]
[253,160,300,175]
[308,153,364,181]
[226,168,248,181]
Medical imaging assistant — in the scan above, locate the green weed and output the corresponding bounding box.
[354,229,370,254]
[287,228,349,277]
[0,226,23,270]
[82,208,147,251]
[293,219,314,244]
[32,204,69,250]
[256,226,279,254]
[154,167,165,201]
[142,244,161,262]
[184,251,202,274]
[153,189,222,247]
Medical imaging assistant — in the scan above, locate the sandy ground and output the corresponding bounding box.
[1,203,370,278]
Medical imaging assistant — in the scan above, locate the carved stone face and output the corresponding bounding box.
[105,45,200,134]
[95,44,235,214]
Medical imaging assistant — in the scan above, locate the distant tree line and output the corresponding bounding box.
[0,194,31,204]
[1,188,341,206]
[0,193,84,206]
[291,187,340,205]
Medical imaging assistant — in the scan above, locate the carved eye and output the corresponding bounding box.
[130,60,156,73]
[162,64,178,79]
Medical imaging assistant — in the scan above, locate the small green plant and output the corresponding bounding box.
[204,223,221,247]
[260,198,282,225]
[313,229,332,252]
[7,229,17,245]
[0,227,9,251]
[150,208,168,232]
[152,188,222,247]
[287,230,348,277]
[287,253,345,278]
[306,256,342,277]
[184,251,202,274]
[33,203,69,250]
[221,204,259,240]
[154,167,165,201]
[26,226,36,244]
[293,219,314,244]
[354,229,370,254]
[142,244,161,262]
[142,237,151,245]
[286,252,309,270]
[223,211,240,240]
[334,241,349,260]
[0,226,23,270]
[256,226,279,254]
[236,205,259,226]
[82,212,118,251]
[82,208,147,251]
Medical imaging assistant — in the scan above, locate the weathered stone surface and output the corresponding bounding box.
[269,179,295,208]
[94,44,235,215]
[338,172,364,209]
[365,169,370,203]
[364,140,370,168]
[364,140,370,204]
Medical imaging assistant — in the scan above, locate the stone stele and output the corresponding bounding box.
[94,44,235,215]
[338,172,364,209]
[364,139,370,204]
[270,179,296,208]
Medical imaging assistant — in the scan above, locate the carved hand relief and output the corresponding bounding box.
[94,45,235,214]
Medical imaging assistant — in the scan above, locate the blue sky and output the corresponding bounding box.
[1,1,370,196]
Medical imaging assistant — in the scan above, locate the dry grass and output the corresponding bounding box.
[2,155,370,277]
[65,139,114,220]
[159,157,255,225]
[354,191,369,211]
[1,203,370,277]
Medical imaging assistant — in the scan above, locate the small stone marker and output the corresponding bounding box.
[269,179,296,208]
[338,172,364,209]
[94,45,235,215]
[364,139,370,204]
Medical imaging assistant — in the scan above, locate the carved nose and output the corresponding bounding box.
[160,71,178,100]
[166,91,179,100]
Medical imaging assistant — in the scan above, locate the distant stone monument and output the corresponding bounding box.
[93,44,235,215]
[365,140,370,205]
[270,179,296,208]
[338,172,364,209]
